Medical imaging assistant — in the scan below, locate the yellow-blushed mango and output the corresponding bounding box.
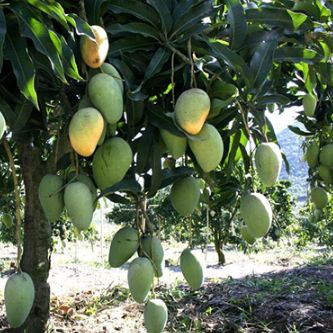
[240,193,272,238]
[160,129,187,159]
[5,272,35,328]
[144,299,168,333]
[170,176,200,216]
[318,164,333,185]
[303,94,317,117]
[255,142,282,187]
[128,257,154,303]
[180,249,204,290]
[69,107,104,157]
[108,227,139,268]
[38,174,64,222]
[310,187,328,210]
[240,226,256,244]
[319,143,333,167]
[64,182,94,230]
[92,137,133,190]
[80,25,109,68]
[0,111,6,139]
[305,142,319,168]
[140,236,164,278]
[188,123,224,173]
[88,73,123,124]
[175,88,210,135]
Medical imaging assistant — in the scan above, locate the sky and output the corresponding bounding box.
[266,106,301,134]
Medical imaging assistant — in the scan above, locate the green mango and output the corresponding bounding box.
[180,248,204,290]
[2,213,13,229]
[318,165,333,185]
[255,142,282,187]
[175,88,210,135]
[5,272,35,328]
[140,236,164,278]
[38,174,64,222]
[303,94,317,117]
[160,129,187,159]
[64,182,94,230]
[319,144,333,167]
[97,120,107,146]
[240,193,272,238]
[108,227,139,268]
[101,63,124,95]
[310,187,328,210]
[0,111,6,139]
[170,176,200,216]
[128,257,154,303]
[92,137,133,190]
[88,73,123,124]
[188,123,224,173]
[240,226,256,244]
[144,299,168,333]
[305,142,319,168]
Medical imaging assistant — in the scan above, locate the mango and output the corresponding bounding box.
[69,107,104,157]
[160,129,187,159]
[305,142,319,168]
[98,120,107,146]
[318,165,333,185]
[0,111,6,139]
[188,123,224,173]
[254,142,282,187]
[140,236,164,278]
[5,272,35,328]
[92,137,133,190]
[175,88,210,135]
[144,299,168,333]
[101,63,124,95]
[108,227,139,268]
[170,176,200,216]
[319,143,333,167]
[303,94,317,117]
[240,193,272,238]
[180,248,204,290]
[128,257,154,303]
[38,174,64,222]
[310,187,328,209]
[88,73,123,124]
[2,213,13,229]
[64,182,94,230]
[240,226,256,244]
[80,25,109,68]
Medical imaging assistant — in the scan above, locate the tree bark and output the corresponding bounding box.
[213,229,226,266]
[18,143,51,333]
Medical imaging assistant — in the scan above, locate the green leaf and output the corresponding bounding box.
[109,0,160,29]
[210,42,253,88]
[160,166,196,189]
[11,97,34,133]
[4,32,38,109]
[0,97,15,127]
[66,13,94,38]
[106,22,161,41]
[146,0,173,33]
[109,36,156,57]
[255,94,291,106]
[288,125,314,136]
[26,0,69,29]
[84,0,108,25]
[226,129,241,176]
[10,3,66,83]
[246,7,311,31]
[144,47,171,80]
[136,127,154,174]
[106,193,131,205]
[274,47,322,64]
[148,139,163,197]
[98,179,142,199]
[227,0,247,50]
[0,10,6,72]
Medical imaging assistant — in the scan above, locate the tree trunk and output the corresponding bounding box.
[19,143,51,332]
[213,230,226,266]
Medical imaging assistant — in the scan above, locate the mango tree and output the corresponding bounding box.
[0,0,332,332]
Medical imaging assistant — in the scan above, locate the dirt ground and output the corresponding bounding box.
[0,238,332,332]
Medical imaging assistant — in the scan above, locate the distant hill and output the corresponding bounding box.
[277,126,308,203]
